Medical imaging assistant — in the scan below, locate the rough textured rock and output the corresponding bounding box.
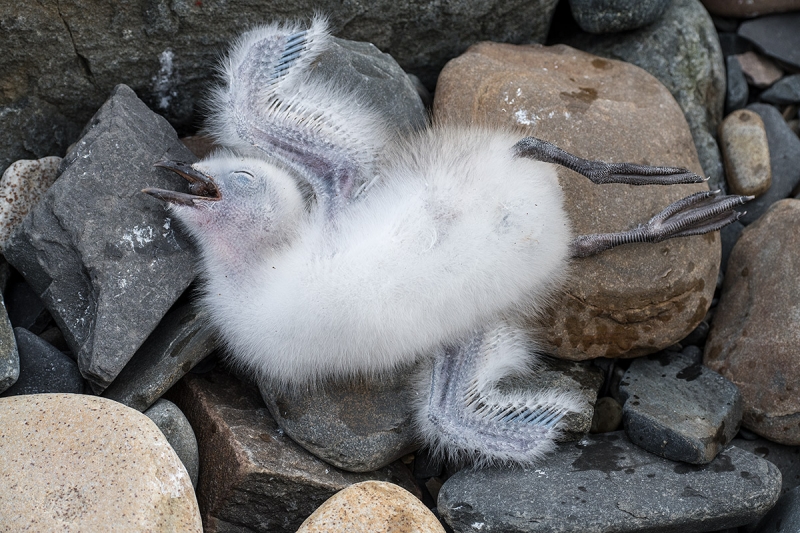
[0,156,60,249]
[261,366,420,473]
[567,0,670,33]
[738,104,800,225]
[560,0,727,191]
[705,199,800,445]
[0,0,559,173]
[297,481,444,533]
[435,42,717,361]
[438,433,781,533]
[167,370,419,532]
[735,51,784,88]
[102,301,216,411]
[732,437,800,495]
[3,85,197,392]
[0,328,84,396]
[725,56,749,114]
[0,394,201,531]
[144,398,200,488]
[0,296,19,394]
[739,13,800,69]
[619,351,742,464]
[751,485,800,532]
[702,0,800,17]
[719,109,772,197]
[761,73,800,105]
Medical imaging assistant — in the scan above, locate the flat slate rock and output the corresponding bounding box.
[732,437,800,495]
[739,13,800,70]
[3,84,197,392]
[0,327,84,396]
[619,351,742,464]
[438,432,781,533]
[761,73,800,105]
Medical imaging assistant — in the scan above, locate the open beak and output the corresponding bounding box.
[143,160,221,206]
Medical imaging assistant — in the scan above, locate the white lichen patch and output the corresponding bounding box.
[122,225,156,250]
[514,109,537,126]
[0,156,61,251]
[152,49,178,110]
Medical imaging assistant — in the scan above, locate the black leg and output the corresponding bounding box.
[514,137,705,186]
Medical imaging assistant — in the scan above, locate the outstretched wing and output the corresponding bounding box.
[206,17,388,212]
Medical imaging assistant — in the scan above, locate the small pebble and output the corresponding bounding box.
[720,109,772,197]
[590,396,622,433]
[144,398,200,488]
[735,51,783,88]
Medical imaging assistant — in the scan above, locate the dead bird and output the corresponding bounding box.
[144,18,749,466]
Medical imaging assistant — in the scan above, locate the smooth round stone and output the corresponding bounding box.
[720,109,772,197]
[0,394,201,531]
[296,481,444,533]
[568,0,670,33]
[590,396,622,433]
[144,398,200,488]
[0,156,60,250]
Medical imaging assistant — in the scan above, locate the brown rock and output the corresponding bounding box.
[701,0,800,17]
[434,42,717,360]
[296,481,444,533]
[705,199,800,445]
[720,109,772,196]
[0,393,201,531]
[166,370,419,532]
[735,51,784,89]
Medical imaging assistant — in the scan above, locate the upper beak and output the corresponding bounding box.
[143,160,221,206]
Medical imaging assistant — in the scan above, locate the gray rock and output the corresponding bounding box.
[732,437,800,495]
[739,13,800,70]
[590,396,623,433]
[3,84,197,392]
[725,55,749,114]
[1,0,559,173]
[561,0,727,191]
[4,279,50,334]
[568,0,670,34]
[750,485,800,533]
[102,301,216,412]
[260,365,420,473]
[761,73,800,105]
[718,32,754,58]
[167,369,420,532]
[0,296,19,394]
[619,351,742,464]
[144,399,199,488]
[0,328,84,396]
[738,103,800,225]
[438,433,781,533]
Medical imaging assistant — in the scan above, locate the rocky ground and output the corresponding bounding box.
[1,0,800,531]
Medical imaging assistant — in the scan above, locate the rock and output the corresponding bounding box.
[705,199,800,445]
[435,42,717,361]
[0,394,201,531]
[0,296,19,394]
[590,396,623,433]
[297,481,445,533]
[761,73,800,105]
[0,328,84,396]
[261,366,420,473]
[725,56,749,114]
[180,135,217,159]
[718,32,754,58]
[619,351,742,463]
[0,0,561,174]
[102,300,216,411]
[0,156,60,249]
[732,437,800,495]
[738,103,800,224]
[702,0,800,17]
[720,220,745,272]
[567,0,671,34]
[739,13,800,70]
[2,85,198,392]
[4,278,51,334]
[438,432,781,533]
[734,51,784,88]
[560,0,727,191]
[750,485,800,532]
[719,109,772,197]
[144,398,199,488]
[166,370,420,532]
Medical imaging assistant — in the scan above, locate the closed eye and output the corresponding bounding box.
[236,170,255,178]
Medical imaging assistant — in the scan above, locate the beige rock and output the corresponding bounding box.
[435,42,717,360]
[735,51,784,89]
[0,393,201,531]
[0,156,60,249]
[705,199,800,445]
[720,109,772,196]
[296,481,444,533]
[701,0,800,17]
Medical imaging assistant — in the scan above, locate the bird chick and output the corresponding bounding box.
[144,17,749,466]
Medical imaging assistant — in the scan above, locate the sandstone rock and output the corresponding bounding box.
[735,51,784,88]
[705,199,800,445]
[720,109,772,197]
[166,370,419,532]
[567,0,671,34]
[0,393,201,531]
[435,42,717,361]
[0,156,60,249]
[702,0,800,17]
[739,12,800,70]
[297,481,444,533]
[144,398,199,488]
[560,0,727,191]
